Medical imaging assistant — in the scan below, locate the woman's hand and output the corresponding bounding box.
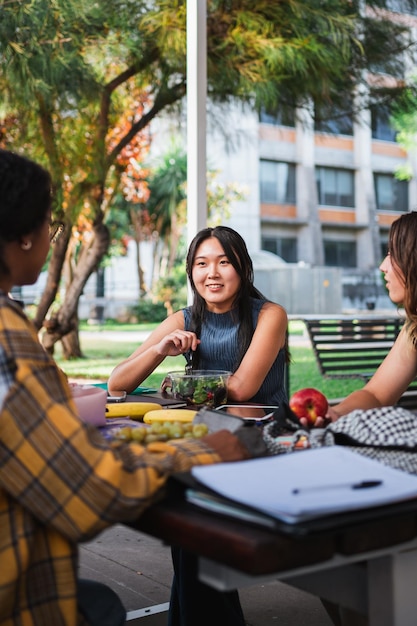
[325,406,342,422]
[155,331,200,358]
[298,415,329,429]
[298,406,340,429]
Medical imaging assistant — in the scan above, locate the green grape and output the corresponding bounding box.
[131,427,147,442]
[192,424,209,438]
[115,421,209,444]
[144,433,163,444]
[117,427,132,441]
[169,424,184,438]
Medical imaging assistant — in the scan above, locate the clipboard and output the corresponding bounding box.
[167,469,417,537]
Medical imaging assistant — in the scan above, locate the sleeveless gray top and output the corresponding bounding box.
[182,298,287,405]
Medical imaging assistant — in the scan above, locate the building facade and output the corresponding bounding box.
[206,95,417,274]
[205,3,417,278]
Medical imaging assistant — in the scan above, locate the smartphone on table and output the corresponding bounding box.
[106,390,127,403]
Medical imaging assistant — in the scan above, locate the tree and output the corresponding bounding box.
[389,83,417,182]
[0,0,416,356]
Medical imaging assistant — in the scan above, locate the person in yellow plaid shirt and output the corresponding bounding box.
[0,149,251,626]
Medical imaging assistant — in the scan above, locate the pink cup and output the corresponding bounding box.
[70,384,107,427]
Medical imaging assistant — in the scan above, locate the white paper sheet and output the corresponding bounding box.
[191,447,417,524]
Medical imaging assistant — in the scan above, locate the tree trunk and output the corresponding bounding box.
[136,239,148,297]
[168,212,179,271]
[90,266,106,323]
[33,228,71,330]
[42,223,110,356]
[61,312,84,359]
[130,208,148,297]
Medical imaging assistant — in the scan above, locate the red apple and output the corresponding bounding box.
[289,388,328,425]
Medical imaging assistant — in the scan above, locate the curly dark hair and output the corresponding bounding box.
[0,150,52,276]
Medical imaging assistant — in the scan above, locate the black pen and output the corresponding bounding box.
[292,480,383,495]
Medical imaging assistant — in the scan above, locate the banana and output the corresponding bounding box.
[105,402,162,419]
[143,409,197,424]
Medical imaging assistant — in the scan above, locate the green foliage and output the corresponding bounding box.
[390,82,417,180]
[132,299,168,323]
[146,145,188,233]
[289,345,363,399]
[155,264,188,311]
[56,334,186,386]
[0,0,99,102]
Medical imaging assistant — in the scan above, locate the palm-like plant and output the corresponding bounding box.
[145,145,187,286]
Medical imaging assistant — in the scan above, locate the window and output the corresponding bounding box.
[374,173,408,212]
[385,0,417,16]
[260,160,296,204]
[369,52,405,79]
[371,103,397,142]
[262,237,297,263]
[380,241,389,261]
[314,102,353,136]
[316,167,355,208]
[324,240,357,268]
[259,106,295,127]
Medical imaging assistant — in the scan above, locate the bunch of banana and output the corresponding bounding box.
[143,409,197,424]
[105,402,162,420]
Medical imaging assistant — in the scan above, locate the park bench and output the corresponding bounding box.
[303,316,417,410]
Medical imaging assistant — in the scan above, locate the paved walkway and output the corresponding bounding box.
[79,524,333,625]
[80,330,153,343]
[79,328,313,346]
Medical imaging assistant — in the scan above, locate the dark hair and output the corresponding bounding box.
[388,211,417,344]
[0,149,52,239]
[185,225,266,369]
[0,149,52,275]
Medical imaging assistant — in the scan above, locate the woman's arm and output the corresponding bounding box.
[108,311,199,393]
[328,325,417,420]
[227,302,288,402]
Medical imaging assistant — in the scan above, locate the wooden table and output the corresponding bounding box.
[133,484,417,626]
[109,396,417,624]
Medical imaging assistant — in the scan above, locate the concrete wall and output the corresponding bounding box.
[254,266,343,314]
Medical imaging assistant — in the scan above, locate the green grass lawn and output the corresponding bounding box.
[56,320,364,399]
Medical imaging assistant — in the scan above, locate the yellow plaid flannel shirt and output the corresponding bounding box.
[0,294,220,625]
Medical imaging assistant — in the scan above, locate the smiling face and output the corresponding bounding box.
[191,237,241,312]
[379,252,405,305]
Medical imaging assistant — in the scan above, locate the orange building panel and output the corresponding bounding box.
[377,213,402,227]
[260,204,297,218]
[372,143,407,158]
[259,126,296,143]
[318,208,356,223]
[314,135,354,151]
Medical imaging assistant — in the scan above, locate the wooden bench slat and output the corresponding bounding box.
[303,317,417,409]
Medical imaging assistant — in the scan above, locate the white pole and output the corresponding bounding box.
[186,0,207,255]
